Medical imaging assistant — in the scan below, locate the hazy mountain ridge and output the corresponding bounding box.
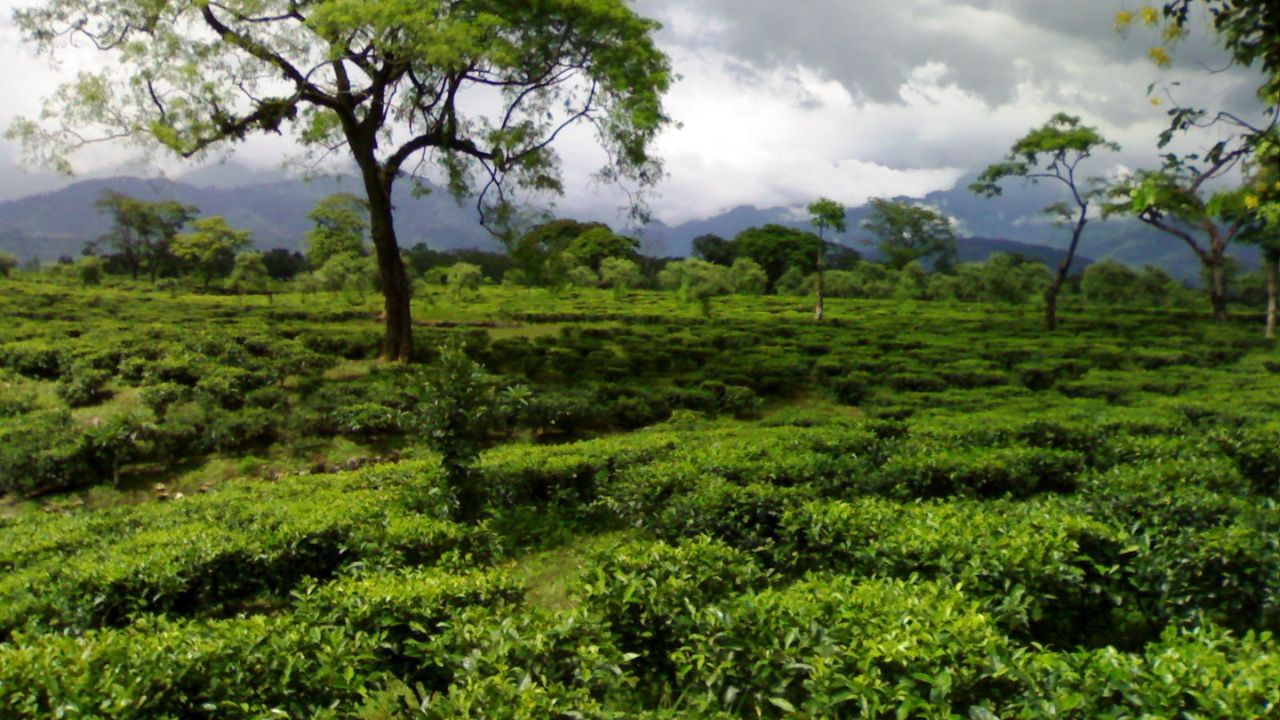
[0,165,1256,280]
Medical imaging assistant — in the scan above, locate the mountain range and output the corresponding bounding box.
[0,162,1257,281]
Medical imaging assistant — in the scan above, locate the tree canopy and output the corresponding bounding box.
[862,199,957,272]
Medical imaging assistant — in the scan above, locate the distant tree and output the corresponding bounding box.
[1133,264,1185,307]
[894,261,930,300]
[657,259,731,315]
[807,197,847,321]
[692,234,736,265]
[509,219,607,287]
[600,257,643,298]
[972,113,1118,331]
[446,250,515,283]
[261,249,308,281]
[566,264,600,288]
[958,254,1051,305]
[732,225,822,293]
[566,227,639,273]
[316,252,375,304]
[403,243,451,278]
[1081,260,1141,306]
[862,199,957,272]
[92,191,197,282]
[0,251,16,278]
[728,257,768,295]
[172,217,253,288]
[447,263,484,299]
[227,251,272,302]
[76,255,103,286]
[305,194,368,269]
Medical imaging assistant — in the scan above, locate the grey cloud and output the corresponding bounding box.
[640,0,1263,119]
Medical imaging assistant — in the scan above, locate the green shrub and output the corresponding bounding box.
[579,537,764,689]
[0,410,93,496]
[668,577,1025,718]
[1011,624,1280,718]
[0,615,385,719]
[293,567,524,677]
[807,498,1124,641]
[874,444,1085,499]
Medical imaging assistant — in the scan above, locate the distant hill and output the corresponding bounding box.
[0,173,499,261]
[0,166,1258,281]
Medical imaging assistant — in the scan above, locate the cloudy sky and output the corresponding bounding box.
[0,0,1266,223]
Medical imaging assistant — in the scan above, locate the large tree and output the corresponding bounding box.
[972,113,1118,331]
[9,0,671,361]
[862,199,957,272]
[807,197,846,322]
[1104,156,1255,321]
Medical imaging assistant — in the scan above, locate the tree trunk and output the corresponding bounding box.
[1045,210,1086,333]
[1044,284,1059,332]
[1209,255,1229,323]
[1266,249,1278,341]
[814,241,825,322]
[359,163,414,362]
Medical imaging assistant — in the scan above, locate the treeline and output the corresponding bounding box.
[1,189,1268,316]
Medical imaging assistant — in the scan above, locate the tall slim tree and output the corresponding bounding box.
[972,113,1118,331]
[8,0,672,361]
[807,197,846,322]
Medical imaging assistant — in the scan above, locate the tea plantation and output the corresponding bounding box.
[2,280,1280,718]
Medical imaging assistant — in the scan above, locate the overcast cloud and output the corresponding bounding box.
[0,0,1267,223]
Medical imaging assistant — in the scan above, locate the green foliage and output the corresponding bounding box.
[88,191,198,281]
[75,255,103,286]
[0,615,385,718]
[0,251,16,277]
[732,224,822,291]
[727,257,768,295]
[226,251,271,296]
[447,262,484,298]
[669,577,1020,718]
[599,257,644,294]
[172,216,254,288]
[410,342,525,519]
[566,227,639,273]
[862,198,958,271]
[305,193,368,268]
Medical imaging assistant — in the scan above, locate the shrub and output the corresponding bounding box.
[0,615,385,719]
[668,578,1025,718]
[579,538,764,688]
[874,444,1085,499]
[54,361,113,407]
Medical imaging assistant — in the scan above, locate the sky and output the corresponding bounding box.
[0,0,1267,224]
